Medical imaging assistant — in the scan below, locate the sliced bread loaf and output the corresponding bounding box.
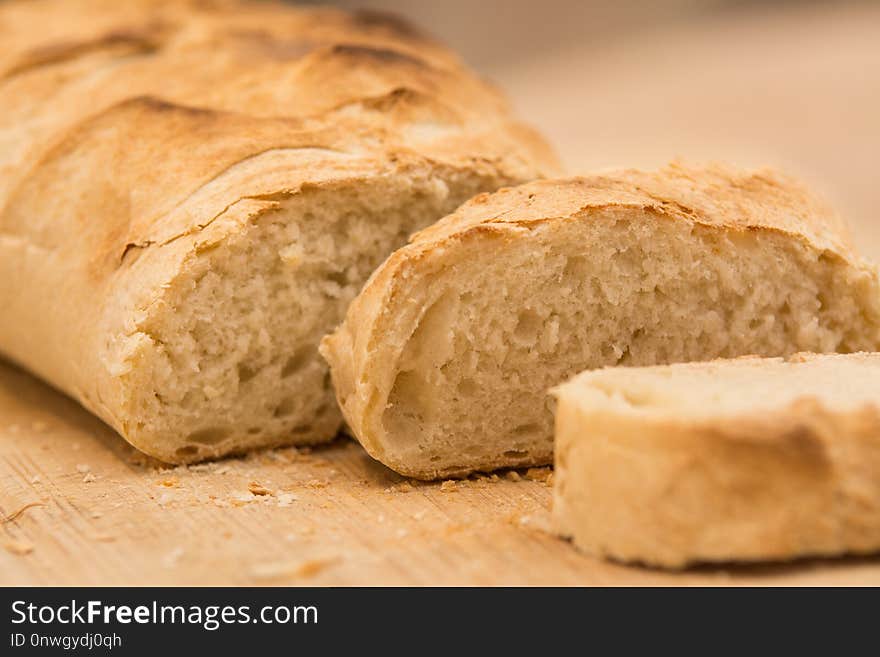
[321,163,880,478]
[552,352,880,568]
[0,0,558,463]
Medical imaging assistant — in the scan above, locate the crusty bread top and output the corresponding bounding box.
[410,162,855,256]
[553,352,880,421]
[0,0,559,279]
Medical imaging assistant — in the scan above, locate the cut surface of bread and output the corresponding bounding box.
[552,352,880,568]
[0,0,558,462]
[321,163,880,479]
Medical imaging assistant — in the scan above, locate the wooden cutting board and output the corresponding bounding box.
[3,358,880,586]
[3,1,880,586]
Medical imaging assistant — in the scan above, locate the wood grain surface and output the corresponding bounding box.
[3,1,880,586]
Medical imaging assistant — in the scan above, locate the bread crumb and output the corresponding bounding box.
[2,538,34,555]
[386,481,414,493]
[214,464,231,475]
[276,492,297,507]
[2,501,46,524]
[157,478,178,488]
[524,467,552,483]
[82,473,97,483]
[248,481,273,496]
[440,480,457,492]
[304,479,329,489]
[29,475,41,485]
[230,491,255,506]
[75,464,91,474]
[249,556,339,581]
[505,471,521,482]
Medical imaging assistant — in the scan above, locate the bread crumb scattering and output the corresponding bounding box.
[385,481,415,494]
[524,467,553,483]
[439,480,457,492]
[248,481,273,496]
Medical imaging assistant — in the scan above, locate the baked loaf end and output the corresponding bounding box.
[321,163,880,479]
[552,352,880,568]
[0,0,559,462]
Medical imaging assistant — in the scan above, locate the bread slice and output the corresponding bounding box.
[321,163,880,479]
[0,0,558,463]
[552,352,880,568]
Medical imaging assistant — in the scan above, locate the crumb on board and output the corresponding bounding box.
[82,473,97,483]
[504,471,521,482]
[2,538,34,556]
[29,475,41,485]
[524,467,553,484]
[249,556,339,581]
[385,481,414,494]
[248,481,273,496]
[75,464,90,474]
[276,492,297,507]
[439,480,457,492]
[1,501,46,525]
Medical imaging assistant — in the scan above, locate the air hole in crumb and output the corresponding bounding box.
[512,309,542,346]
[504,450,529,459]
[456,377,479,396]
[328,269,348,286]
[238,362,259,384]
[187,427,230,445]
[511,423,540,436]
[273,397,297,418]
[281,349,311,378]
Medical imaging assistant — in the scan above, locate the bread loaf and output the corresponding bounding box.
[321,163,880,479]
[0,0,558,462]
[552,352,880,568]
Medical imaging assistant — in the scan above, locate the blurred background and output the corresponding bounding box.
[322,0,880,258]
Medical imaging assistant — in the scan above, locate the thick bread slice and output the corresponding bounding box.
[0,0,558,463]
[552,352,880,569]
[320,163,880,479]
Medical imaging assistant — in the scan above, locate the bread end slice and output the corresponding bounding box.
[552,352,880,568]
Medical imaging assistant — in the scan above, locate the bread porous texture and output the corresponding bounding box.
[321,164,880,479]
[551,352,880,568]
[121,174,494,462]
